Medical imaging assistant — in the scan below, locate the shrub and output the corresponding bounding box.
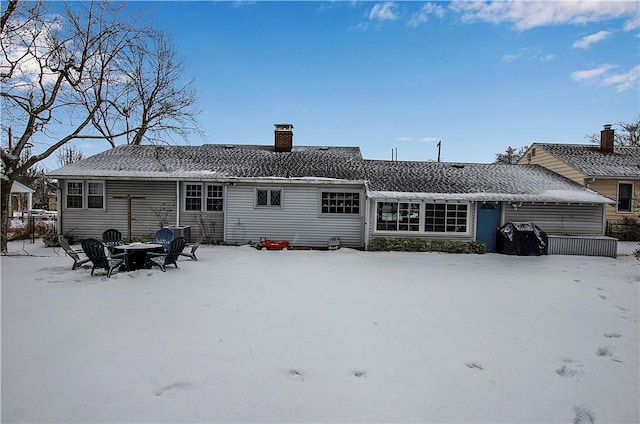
[607,217,640,241]
[368,238,486,254]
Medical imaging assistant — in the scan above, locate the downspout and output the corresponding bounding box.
[175,181,180,225]
[56,182,62,234]
[363,191,371,250]
[223,184,228,243]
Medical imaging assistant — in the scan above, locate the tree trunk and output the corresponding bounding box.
[1,178,13,253]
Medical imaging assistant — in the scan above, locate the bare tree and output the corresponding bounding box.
[494,145,528,164]
[56,145,84,168]
[0,1,201,252]
[585,115,640,147]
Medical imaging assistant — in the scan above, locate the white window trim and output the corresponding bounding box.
[373,200,471,236]
[183,182,203,212]
[617,181,634,213]
[65,180,105,210]
[205,184,224,212]
[254,187,284,208]
[183,182,224,212]
[86,181,106,209]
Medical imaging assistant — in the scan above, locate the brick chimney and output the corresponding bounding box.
[274,123,293,152]
[600,124,614,153]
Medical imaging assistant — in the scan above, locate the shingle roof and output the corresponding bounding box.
[48,143,614,204]
[363,160,614,204]
[49,144,366,181]
[533,143,640,178]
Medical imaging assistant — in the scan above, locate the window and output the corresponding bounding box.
[618,182,633,213]
[66,182,83,209]
[184,183,224,212]
[185,184,202,211]
[87,182,104,209]
[399,202,420,231]
[376,201,420,231]
[256,188,282,207]
[425,203,468,233]
[321,192,360,214]
[206,185,223,211]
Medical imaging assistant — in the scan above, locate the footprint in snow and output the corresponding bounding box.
[154,382,192,397]
[556,358,584,378]
[352,370,367,378]
[286,369,305,381]
[572,405,596,424]
[604,333,622,338]
[465,362,483,370]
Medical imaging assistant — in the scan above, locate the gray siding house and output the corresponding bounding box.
[49,124,614,253]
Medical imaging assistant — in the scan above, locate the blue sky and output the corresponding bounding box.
[68,1,640,165]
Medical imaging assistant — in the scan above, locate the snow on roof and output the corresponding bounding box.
[47,143,614,203]
[533,143,640,178]
[10,181,34,193]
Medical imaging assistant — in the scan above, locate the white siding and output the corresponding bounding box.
[59,180,176,240]
[504,203,605,235]
[225,183,365,248]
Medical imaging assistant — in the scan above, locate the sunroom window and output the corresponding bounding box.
[376,201,420,231]
[425,203,468,233]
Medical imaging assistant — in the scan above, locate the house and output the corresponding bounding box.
[518,124,640,226]
[9,180,34,217]
[48,124,615,254]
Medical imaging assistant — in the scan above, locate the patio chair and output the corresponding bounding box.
[59,234,90,270]
[81,238,127,278]
[102,229,123,252]
[145,237,186,272]
[180,234,202,261]
[154,228,174,252]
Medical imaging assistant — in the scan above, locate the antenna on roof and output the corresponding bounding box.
[437,140,441,162]
[391,147,398,161]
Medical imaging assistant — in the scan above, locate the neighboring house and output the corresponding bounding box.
[9,180,34,217]
[48,124,614,252]
[518,125,640,225]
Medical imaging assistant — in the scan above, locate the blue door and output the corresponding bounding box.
[476,203,502,252]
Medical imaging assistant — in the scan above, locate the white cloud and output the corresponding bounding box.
[394,136,413,142]
[571,63,617,81]
[449,1,640,31]
[369,2,398,21]
[572,30,611,48]
[602,64,640,92]
[419,136,440,143]
[408,3,446,28]
[502,53,521,63]
[541,54,556,62]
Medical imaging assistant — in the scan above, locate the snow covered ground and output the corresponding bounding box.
[2,240,638,423]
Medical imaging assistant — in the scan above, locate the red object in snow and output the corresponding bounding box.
[260,239,289,250]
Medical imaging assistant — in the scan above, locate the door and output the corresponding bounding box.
[476,202,502,252]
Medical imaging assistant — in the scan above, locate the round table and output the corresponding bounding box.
[113,243,164,270]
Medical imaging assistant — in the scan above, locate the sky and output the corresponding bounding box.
[2,240,639,422]
[42,1,640,167]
